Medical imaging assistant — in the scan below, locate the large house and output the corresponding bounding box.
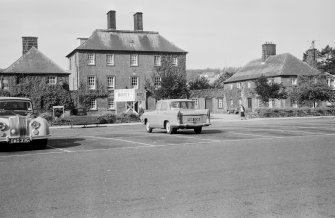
[66,10,187,115]
[1,37,69,92]
[224,43,326,111]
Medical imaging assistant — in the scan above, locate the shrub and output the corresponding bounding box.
[98,113,117,124]
[51,118,72,126]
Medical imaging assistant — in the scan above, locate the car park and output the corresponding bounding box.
[141,99,211,134]
[0,97,50,148]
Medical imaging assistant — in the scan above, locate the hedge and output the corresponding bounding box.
[247,107,335,118]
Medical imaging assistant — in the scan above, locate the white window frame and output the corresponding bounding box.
[230,84,233,90]
[107,76,115,89]
[291,77,297,85]
[247,82,251,88]
[131,77,139,89]
[230,99,233,106]
[172,57,178,66]
[154,76,161,86]
[89,99,97,110]
[218,98,223,109]
[154,55,161,66]
[106,54,115,66]
[237,82,241,89]
[130,54,138,66]
[48,76,57,85]
[88,76,96,90]
[292,100,298,108]
[2,79,9,90]
[329,79,335,90]
[108,98,115,110]
[87,53,95,65]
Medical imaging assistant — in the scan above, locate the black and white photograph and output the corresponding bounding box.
[1,0,335,217]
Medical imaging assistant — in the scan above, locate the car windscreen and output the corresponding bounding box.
[0,101,32,111]
[170,101,195,109]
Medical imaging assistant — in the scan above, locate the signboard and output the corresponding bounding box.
[114,89,146,102]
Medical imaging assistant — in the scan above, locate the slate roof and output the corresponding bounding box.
[66,29,187,57]
[225,53,321,83]
[190,89,225,98]
[3,47,68,75]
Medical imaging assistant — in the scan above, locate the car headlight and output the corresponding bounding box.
[0,122,6,131]
[31,121,41,129]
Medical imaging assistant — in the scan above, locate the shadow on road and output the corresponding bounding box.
[0,138,84,152]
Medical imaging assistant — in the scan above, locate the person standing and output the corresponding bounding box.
[240,104,246,120]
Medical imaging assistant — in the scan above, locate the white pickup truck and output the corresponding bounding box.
[140,99,211,134]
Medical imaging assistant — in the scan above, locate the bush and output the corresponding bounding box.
[98,113,117,124]
[51,118,72,126]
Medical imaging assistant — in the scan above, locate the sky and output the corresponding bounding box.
[0,0,334,70]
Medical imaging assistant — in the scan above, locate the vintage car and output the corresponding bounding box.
[0,97,50,148]
[141,99,211,134]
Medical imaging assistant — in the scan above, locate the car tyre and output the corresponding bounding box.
[33,139,48,149]
[194,127,202,134]
[166,122,174,134]
[146,121,153,133]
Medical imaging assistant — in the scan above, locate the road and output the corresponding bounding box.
[1,117,335,217]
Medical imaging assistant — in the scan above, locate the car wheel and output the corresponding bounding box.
[194,127,202,134]
[165,122,174,134]
[33,139,48,149]
[146,121,153,133]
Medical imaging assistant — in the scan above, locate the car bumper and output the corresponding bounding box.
[171,123,211,129]
[0,135,51,143]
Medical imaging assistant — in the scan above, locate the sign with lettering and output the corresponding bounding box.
[114,89,146,102]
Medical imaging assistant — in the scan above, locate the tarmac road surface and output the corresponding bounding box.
[0,117,335,217]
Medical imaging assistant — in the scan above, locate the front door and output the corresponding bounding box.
[247,98,252,109]
[205,98,213,112]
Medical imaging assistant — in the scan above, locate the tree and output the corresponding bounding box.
[317,45,335,75]
[289,75,334,107]
[188,77,212,90]
[145,67,189,100]
[212,72,235,89]
[254,76,287,103]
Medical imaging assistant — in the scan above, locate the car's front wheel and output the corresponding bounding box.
[145,121,153,133]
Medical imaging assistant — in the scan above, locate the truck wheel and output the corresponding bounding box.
[166,122,174,134]
[145,121,153,133]
[194,127,202,134]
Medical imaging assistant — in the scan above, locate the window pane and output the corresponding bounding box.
[107,76,115,88]
[88,77,95,89]
[88,53,95,65]
[130,55,138,66]
[107,54,114,65]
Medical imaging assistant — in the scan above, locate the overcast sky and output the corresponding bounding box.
[0,0,334,70]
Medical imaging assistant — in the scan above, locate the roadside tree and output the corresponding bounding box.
[254,76,288,104]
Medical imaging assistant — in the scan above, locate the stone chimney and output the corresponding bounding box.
[22,36,38,55]
[107,10,116,30]
[262,42,276,62]
[133,12,143,31]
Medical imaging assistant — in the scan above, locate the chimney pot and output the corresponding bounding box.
[22,36,38,55]
[107,10,116,30]
[262,42,276,62]
[133,12,143,31]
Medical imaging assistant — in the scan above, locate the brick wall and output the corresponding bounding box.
[72,51,186,114]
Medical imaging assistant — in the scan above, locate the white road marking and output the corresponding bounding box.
[2,132,335,158]
[47,145,73,153]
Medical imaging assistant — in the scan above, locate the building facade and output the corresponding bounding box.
[66,11,187,115]
[224,43,330,111]
[1,37,69,94]
[189,89,226,113]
